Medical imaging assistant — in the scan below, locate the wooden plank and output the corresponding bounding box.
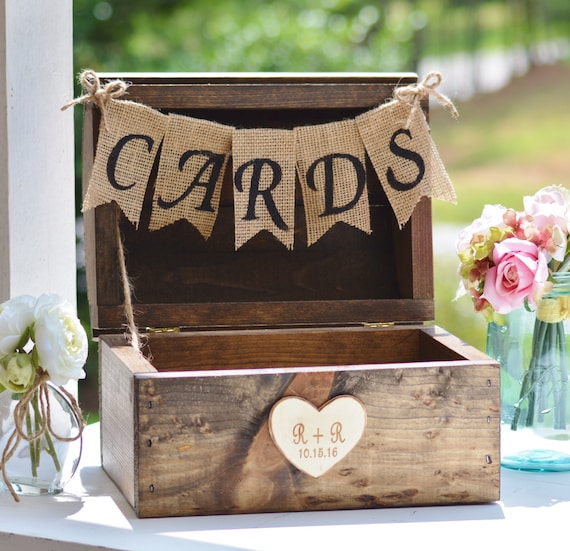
[99,338,156,512]
[137,325,482,373]
[100,72,418,84]
[142,326,426,372]
[93,298,435,335]
[118,83,412,110]
[98,73,418,111]
[129,356,499,517]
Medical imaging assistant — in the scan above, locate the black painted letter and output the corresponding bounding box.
[234,158,288,231]
[386,128,425,192]
[107,134,155,190]
[306,153,366,217]
[157,150,225,212]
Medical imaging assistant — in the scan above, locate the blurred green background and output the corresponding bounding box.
[72,0,570,420]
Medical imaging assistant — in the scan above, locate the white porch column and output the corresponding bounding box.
[0,0,76,306]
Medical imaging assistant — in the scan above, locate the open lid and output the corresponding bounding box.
[82,73,434,336]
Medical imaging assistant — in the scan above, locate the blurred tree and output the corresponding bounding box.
[73,0,422,73]
[74,1,569,76]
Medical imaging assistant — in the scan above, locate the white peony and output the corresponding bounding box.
[32,294,87,386]
[0,295,35,357]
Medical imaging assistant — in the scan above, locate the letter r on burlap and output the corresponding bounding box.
[232,128,296,250]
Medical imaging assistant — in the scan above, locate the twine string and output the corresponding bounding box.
[394,71,459,129]
[1,370,85,502]
[117,230,142,352]
[61,69,129,132]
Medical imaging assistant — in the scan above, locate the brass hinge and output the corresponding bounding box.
[146,326,181,334]
[362,322,394,328]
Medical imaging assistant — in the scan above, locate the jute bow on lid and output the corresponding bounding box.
[394,70,459,129]
[61,69,129,131]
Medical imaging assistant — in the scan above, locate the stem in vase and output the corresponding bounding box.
[556,321,567,429]
[25,406,38,478]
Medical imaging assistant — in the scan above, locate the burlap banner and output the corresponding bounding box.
[149,114,233,238]
[67,70,458,249]
[82,99,167,228]
[232,128,296,250]
[295,119,371,247]
[356,81,457,227]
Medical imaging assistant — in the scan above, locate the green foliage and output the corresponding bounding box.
[74,0,428,72]
[73,1,570,77]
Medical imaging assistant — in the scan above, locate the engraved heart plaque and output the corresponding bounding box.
[268,395,367,478]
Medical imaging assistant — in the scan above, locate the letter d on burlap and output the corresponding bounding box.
[295,120,371,247]
[83,100,167,228]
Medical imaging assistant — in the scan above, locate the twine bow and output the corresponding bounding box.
[1,370,85,502]
[61,69,129,132]
[394,71,459,129]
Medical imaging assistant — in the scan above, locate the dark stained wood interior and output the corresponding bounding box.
[82,74,434,334]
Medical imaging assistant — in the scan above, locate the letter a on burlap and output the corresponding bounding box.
[232,128,296,250]
[149,114,233,239]
[356,100,456,228]
[83,100,167,228]
[295,120,371,247]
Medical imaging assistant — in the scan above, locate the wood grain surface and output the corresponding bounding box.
[100,326,500,518]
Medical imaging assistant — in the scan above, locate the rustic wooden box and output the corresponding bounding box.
[82,73,500,518]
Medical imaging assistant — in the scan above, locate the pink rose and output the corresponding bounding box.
[481,237,548,314]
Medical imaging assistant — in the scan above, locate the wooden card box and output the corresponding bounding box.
[82,73,500,518]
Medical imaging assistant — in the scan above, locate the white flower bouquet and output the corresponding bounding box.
[0,294,88,501]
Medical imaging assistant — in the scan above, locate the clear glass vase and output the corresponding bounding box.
[0,381,83,496]
[487,276,570,471]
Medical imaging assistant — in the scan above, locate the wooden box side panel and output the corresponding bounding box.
[132,360,500,517]
[99,337,150,510]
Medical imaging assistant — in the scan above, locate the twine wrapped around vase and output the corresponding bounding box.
[0,370,85,502]
[536,295,570,324]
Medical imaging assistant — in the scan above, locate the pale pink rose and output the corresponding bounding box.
[481,237,548,314]
[524,185,570,232]
[455,204,509,254]
[523,186,570,261]
[524,185,570,228]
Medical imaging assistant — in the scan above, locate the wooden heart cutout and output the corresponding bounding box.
[268,395,367,478]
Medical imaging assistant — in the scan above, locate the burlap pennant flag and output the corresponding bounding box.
[295,120,371,246]
[83,99,167,228]
[232,128,296,250]
[149,114,233,238]
[356,75,457,228]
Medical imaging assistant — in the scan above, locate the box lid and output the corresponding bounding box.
[82,73,434,336]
